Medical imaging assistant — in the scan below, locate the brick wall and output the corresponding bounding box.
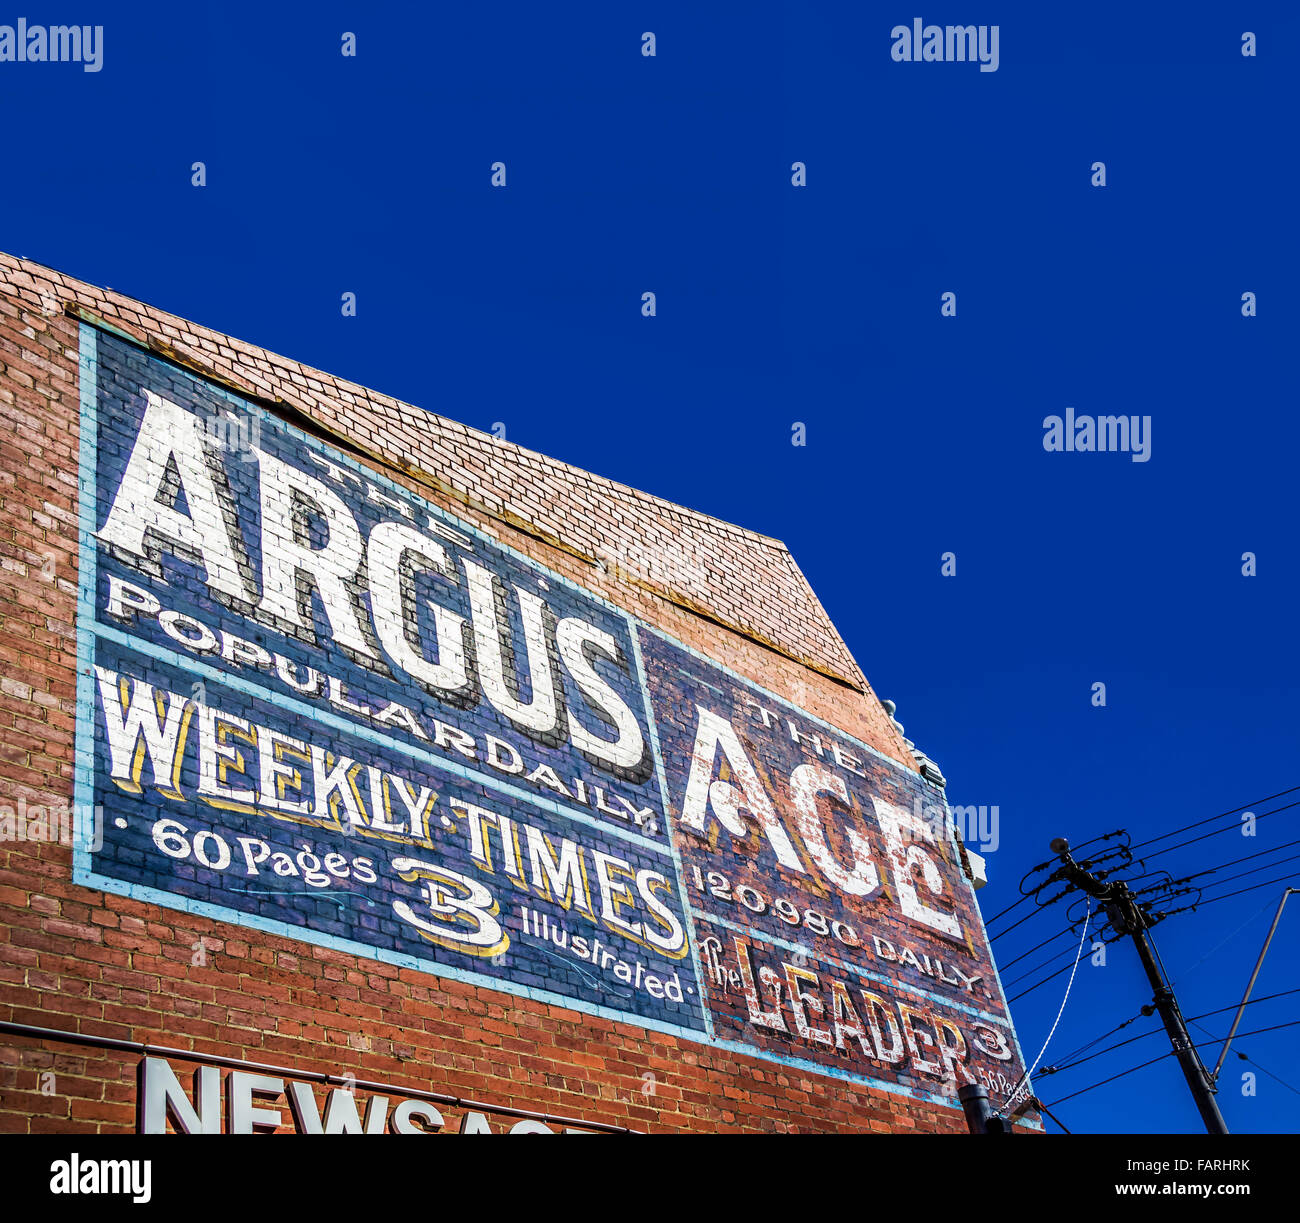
[0,253,1011,1134]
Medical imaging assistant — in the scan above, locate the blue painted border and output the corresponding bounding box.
[628,621,715,1040]
[73,323,100,876]
[70,320,1045,1123]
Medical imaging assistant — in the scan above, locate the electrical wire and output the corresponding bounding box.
[1041,1019,1300,1108]
[1006,928,1128,1004]
[1006,958,1077,1005]
[1003,942,1090,991]
[1145,929,1224,1087]
[996,902,1090,1118]
[1148,934,1176,998]
[1194,869,1300,910]
[998,924,1078,973]
[989,886,1072,943]
[1016,797,1300,1122]
[1041,988,1300,1076]
[988,837,1127,936]
[1033,1099,1073,1134]
[985,895,1032,928]
[1127,786,1300,853]
[1044,1049,1175,1107]
[1173,894,1280,982]
[1002,913,1117,991]
[1168,836,1300,887]
[990,849,1101,932]
[1188,1020,1300,1099]
[1002,855,1285,1000]
[1171,851,1300,899]
[1069,829,1129,856]
[1051,1008,1155,1068]
[1137,800,1300,865]
[1127,843,1300,910]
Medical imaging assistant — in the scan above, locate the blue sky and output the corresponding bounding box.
[3,2,1295,1132]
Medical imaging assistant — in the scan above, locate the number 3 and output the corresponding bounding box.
[390,857,510,958]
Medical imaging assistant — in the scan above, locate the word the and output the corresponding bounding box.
[723,935,1013,1083]
[682,706,964,938]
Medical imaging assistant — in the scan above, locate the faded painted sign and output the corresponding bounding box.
[640,630,1025,1101]
[74,323,1029,1112]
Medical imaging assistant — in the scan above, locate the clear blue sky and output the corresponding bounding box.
[3,2,1295,1133]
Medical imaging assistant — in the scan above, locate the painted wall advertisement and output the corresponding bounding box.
[73,322,1029,1114]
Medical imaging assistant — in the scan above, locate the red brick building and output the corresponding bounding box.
[0,253,1034,1134]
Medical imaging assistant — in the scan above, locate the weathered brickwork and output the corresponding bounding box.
[0,254,1029,1133]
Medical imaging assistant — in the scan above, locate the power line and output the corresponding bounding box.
[998,924,1078,973]
[1007,942,1118,1005]
[1003,941,1089,991]
[1172,894,1280,982]
[1044,1050,1178,1107]
[1188,1019,1300,1100]
[985,891,1034,927]
[987,831,1127,929]
[1132,835,1300,903]
[1138,800,1300,866]
[1052,1008,1155,1068]
[1070,830,1129,856]
[1128,786,1300,853]
[1182,852,1300,898]
[1003,916,1129,993]
[1007,927,1143,1005]
[1123,840,1300,909]
[1012,804,1299,1129]
[995,801,1299,1011]
[1041,1020,1300,1109]
[1136,872,1300,926]
[996,794,1295,935]
[989,887,1071,943]
[1032,1098,1073,1134]
[1196,869,1300,910]
[1043,988,1300,1076]
[1209,888,1298,1080]
[1004,869,1298,1002]
[1048,844,1227,1131]
[1171,836,1300,887]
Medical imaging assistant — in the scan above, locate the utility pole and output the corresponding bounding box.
[1049,839,1230,1135]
